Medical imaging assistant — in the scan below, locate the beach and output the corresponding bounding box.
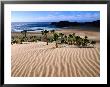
[11,29,100,77]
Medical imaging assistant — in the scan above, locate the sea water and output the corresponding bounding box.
[11,22,57,32]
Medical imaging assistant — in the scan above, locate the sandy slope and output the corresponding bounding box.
[11,42,100,77]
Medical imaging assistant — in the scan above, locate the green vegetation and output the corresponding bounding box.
[53,33,59,48]
[90,40,96,46]
[41,30,49,45]
[11,29,96,48]
[21,30,27,38]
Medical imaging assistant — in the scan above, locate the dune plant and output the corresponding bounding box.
[41,30,44,35]
[72,33,76,44]
[48,36,54,43]
[50,30,55,34]
[90,40,96,46]
[40,30,96,48]
[81,36,89,47]
[64,35,68,44]
[59,33,64,43]
[75,36,82,46]
[11,38,22,44]
[21,30,27,38]
[68,34,73,45]
[84,36,89,46]
[41,30,49,45]
[53,33,59,48]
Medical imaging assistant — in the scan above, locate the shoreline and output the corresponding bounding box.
[12,26,100,33]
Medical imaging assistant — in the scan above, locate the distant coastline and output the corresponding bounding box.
[11,20,100,32]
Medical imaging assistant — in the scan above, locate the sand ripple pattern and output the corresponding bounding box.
[11,42,100,77]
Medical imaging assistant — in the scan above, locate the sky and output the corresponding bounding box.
[11,11,100,22]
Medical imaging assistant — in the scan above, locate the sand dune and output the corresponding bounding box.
[11,42,100,77]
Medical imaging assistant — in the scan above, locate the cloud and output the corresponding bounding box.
[34,13,99,22]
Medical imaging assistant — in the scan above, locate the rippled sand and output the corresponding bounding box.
[11,42,100,77]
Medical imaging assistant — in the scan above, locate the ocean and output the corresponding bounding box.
[11,22,100,32]
[11,22,57,32]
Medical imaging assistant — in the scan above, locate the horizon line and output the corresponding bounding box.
[11,20,100,23]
